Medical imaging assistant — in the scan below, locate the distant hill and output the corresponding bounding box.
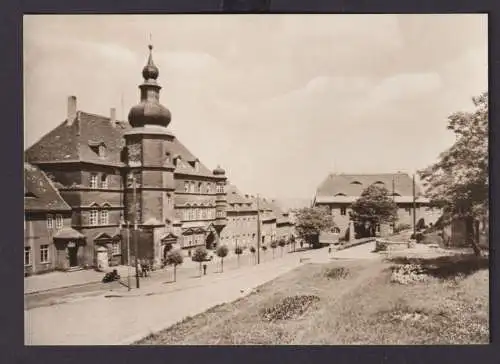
[272,198,311,211]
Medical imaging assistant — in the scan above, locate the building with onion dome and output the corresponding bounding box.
[24,45,230,272]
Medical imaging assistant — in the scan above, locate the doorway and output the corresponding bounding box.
[68,245,78,267]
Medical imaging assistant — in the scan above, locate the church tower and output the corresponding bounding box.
[124,44,176,267]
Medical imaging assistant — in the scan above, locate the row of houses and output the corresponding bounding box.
[24,45,294,276]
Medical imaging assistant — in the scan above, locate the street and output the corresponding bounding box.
[25,242,379,345]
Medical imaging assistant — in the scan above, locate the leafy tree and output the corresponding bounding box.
[278,238,286,256]
[249,246,256,264]
[270,240,278,258]
[191,246,208,277]
[295,207,336,248]
[234,246,243,267]
[216,244,229,272]
[350,185,398,237]
[419,92,488,255]
[165,249,183,282]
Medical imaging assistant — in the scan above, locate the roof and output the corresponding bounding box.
[315,173,426,203]
[53,227,85,239]
[25,110,218,178]
[24,163,72,212]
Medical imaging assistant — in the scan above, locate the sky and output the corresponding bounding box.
[23,14,487,201]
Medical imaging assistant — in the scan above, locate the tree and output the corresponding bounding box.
[350,185,398,237]
[289,235,296,252]
[234,246,243,267]
[249,246,256,264]
[295,207,336,248]
[270,240,278,258]
[165,249,183,282]
[216,244,229,272]
[278,238,286,256]
[191,246,208,277]
[419,92,488,256]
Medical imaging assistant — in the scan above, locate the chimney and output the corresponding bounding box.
[110,107,116,127]
[67,96,77,126]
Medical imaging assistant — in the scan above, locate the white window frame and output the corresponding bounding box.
[90,174,99,189]
[47,214,54,229]
[55,214,64,230]
[112,241,121,255]
[40,244,50,263]
[24,247,31,266]
[99,209,109,225]
[89,210,99,226]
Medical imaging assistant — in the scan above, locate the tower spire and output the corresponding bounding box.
[128,44,171,128]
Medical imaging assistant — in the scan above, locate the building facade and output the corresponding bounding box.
[313,173,441,237]
[24,45,294,274]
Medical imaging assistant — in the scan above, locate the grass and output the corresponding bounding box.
[136,253,489,345]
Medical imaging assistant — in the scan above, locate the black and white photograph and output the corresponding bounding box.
[23,14,488,345]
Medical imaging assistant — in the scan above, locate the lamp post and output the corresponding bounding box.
[412,173,417,237]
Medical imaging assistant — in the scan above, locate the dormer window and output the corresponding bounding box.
[98,144,107,158]
[374,181,385,186]
[335,193,346,197]
[350,181,362,185]
[165,153,171,165]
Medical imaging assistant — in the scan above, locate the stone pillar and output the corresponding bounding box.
[349,221,355,242]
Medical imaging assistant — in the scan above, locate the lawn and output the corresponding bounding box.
[136,253,489,345]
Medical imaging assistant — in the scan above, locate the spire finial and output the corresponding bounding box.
[142,40,159,81]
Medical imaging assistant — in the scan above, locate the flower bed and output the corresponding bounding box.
[261,295,320,322]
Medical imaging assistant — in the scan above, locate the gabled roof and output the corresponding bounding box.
[25,109,219,178]
[316,173,422,198]
[24,163,71,212]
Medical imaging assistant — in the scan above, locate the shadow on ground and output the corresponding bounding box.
[387,254,489,279]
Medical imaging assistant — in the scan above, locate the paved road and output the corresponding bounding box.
[25,242,379,345]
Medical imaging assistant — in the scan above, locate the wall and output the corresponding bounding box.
[24,212,72,275]
[221,210,258,250]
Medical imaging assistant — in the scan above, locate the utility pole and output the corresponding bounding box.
[133,173,140,289]
[124,219,131,291]
[256,194,261,265]
[412,173,417,236]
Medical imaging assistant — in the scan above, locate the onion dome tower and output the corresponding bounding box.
[124,44,176,269]
[128,45,172,128]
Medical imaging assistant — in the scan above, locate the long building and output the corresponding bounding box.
[24,44,294,275]
[313,172,441,236]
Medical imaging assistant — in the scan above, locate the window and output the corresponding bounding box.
[202,209,207,219]
[101,174,108,188]
[197,182,202,193]
[216,184,224,193]
[24,247,31,266]
[40,244,49,263]
[55,214,63,230]
[100,210,109,225]
[190,209,195,220]
[197,208,202,220]
[112,241,121,255]
[190,182,195,193]
[340,207,347,216]
[89,210,99,225]
[47,214,54,229]
[98,144,106,158]
[207,183,212,194]
[90,174,98,189]
[184,181,189,193]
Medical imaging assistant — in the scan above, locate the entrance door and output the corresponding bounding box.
[68,246,78,267]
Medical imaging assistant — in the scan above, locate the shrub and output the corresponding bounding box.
[261,295,320,322]
[249,246,256,254]
[324,267,350,280]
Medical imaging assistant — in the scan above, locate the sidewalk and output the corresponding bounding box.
[24,265,132,294]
